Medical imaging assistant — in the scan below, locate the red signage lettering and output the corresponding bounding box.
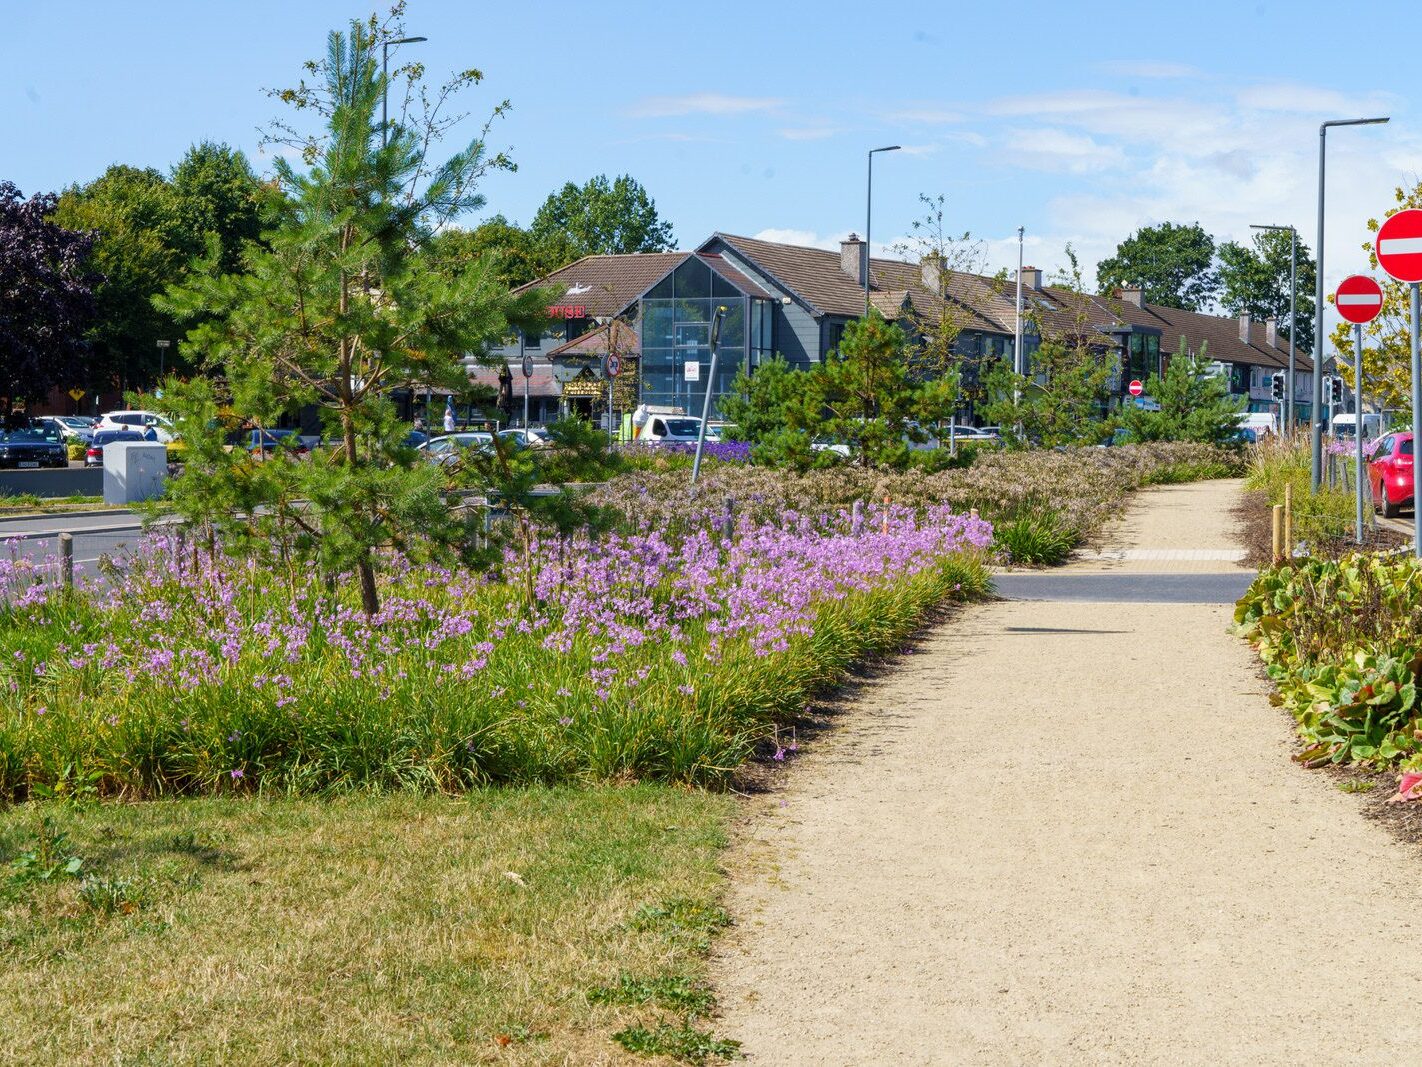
[546,304,587,319]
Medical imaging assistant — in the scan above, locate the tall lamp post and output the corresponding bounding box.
[1249,223,1297,431]
[155,340,171,386]
[864,145,901,317]
[1311,116,1389,491]
[382,35,428,147]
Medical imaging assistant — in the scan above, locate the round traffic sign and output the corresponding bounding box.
[605,352,622,378]
[1375,208,1422,284]
[521,353,533,378]
[1128,379,1144,397]
[1335,274,1384,325]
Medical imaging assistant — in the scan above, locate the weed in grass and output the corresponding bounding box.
[612,1022,742,1064]
[590,972,716,1015]
[493,1024,549,1046]
[6,816,83,888]
[630,897,731,952]
[1338,780,1378,794]
[77,874,146,915]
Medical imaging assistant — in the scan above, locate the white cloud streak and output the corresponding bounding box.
[625,92,784,118]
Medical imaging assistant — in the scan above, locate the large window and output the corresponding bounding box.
[638,258,746,416]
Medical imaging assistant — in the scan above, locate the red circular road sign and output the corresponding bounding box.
[605,352,622,378]
[1335,274,1384,325]
[1376,208,1422,284]
[1128,379,1144,397]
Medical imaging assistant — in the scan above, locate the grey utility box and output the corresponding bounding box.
[102,442,168,505]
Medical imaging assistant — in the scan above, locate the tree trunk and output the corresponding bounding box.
[340,403,381,616]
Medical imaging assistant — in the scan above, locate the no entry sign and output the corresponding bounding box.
[1335,274,1384,325]
[1128,379,1144,397]
[1376,209,1422,284]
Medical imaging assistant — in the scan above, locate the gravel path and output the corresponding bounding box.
[714,479,1422,1065]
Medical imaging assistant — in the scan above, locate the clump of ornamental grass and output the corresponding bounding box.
[0,503,991,800]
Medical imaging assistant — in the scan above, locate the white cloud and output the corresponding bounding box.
[1096,60,1200,79]
[751,228,845,251]
[625,92,784,118]
[1236,82,1395,116]
[1000,128,1124,174]
[896,143,939,157]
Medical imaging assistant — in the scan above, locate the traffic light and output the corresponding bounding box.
[1270,372,1285,401]
[1329,376,1345,405]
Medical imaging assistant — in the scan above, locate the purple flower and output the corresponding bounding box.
[230,768,244,780]
[558,716,573,726]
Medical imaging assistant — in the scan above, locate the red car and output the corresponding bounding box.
[1368,431,1414,518]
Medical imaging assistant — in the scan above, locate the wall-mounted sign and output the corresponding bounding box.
[684,361,701,382]
[546,304,587,319]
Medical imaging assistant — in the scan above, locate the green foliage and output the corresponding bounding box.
[168,141,265,275]
[1120,340,1244,445]
[1096,221,1218,311]
[980,252,1114,447]
[1236,554,1422,769]
[1217,228,1316,351]
[992,504,1076,566]
[589,973,716,1015]
[530,173,675,257]
[159,19,542,614]
[611,1022,741,1064]
[6,816,83,890]
[1244,436,1356,550]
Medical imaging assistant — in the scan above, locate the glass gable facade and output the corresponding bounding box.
[638,257,758,417]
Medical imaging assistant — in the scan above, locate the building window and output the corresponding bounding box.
[525,331,541,348]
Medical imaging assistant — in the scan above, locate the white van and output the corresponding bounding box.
[1237,412,1277,438]
[1331,413,1384,441]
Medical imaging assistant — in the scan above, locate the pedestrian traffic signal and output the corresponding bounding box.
[1270,372,1285,401]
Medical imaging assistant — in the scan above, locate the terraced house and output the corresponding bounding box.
[480,231,1315,426]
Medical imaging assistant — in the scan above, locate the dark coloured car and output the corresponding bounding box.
[246,428,309,455]
[0,424,69,469]
[84,430,145,467]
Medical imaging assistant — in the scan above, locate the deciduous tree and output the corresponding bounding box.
[530,174,674,258]
[0,183,97,402]
[1218,228,1316,351]
[1097,221,1218,312]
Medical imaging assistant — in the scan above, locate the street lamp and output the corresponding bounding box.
[864,145,901,317]
[382,35,427,148]
[1250,223,1298,431]
[1311,115,1389,491]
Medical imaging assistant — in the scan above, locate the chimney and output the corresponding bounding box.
[921,255,942,294]
[1265,317,1278,349]
[1116,286,1144,308]
[1238,313,1251,344]
[840,233,866,286]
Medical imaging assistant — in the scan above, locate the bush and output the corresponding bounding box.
[992,505,1076,566]
[1236,554,1422,768]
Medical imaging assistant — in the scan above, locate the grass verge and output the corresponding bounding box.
[1,786,737,1064]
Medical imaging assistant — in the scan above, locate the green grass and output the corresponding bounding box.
[0,786,736,1063]
[0,492,106,512]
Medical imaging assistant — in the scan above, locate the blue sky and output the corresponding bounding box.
[5,0,1422,340]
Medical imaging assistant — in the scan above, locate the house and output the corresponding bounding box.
[484,231,1315,425]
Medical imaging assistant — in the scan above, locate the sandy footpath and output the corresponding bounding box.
[713,480,1422,1065]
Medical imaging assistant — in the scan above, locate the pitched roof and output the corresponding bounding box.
[512,252,688,317]
[546,319,640,359]
[467,362,561,398]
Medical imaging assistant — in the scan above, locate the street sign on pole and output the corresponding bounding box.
[1376,211,1422,558]
[521,353,533,378]
[605,352,622,378]
[1128,379,1144,397]
[1334,276,1381,546]
[1335,274,1383,324]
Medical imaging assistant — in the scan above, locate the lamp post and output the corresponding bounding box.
[155,340,171,386]
[382,35,427,148]
[691,305,727,486]
[1250,223,1297,431]
[864,146,901,317]
[1311,116,1389,491]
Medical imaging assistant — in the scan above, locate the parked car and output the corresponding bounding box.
[96,410,175,443]
[39,415,95,443]
[0,422,68,469]
[640,415,706,444]
[419,432,493,465]
[84,430,145,467]
[245,428,309,456]
[403,429,429,449]
[949,425,1001,443]
[1368,431,1414,518]
[495,427,551,450]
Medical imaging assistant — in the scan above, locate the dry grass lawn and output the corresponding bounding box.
[0,786,734,1064]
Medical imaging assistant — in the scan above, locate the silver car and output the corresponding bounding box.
[419,432,493,466]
